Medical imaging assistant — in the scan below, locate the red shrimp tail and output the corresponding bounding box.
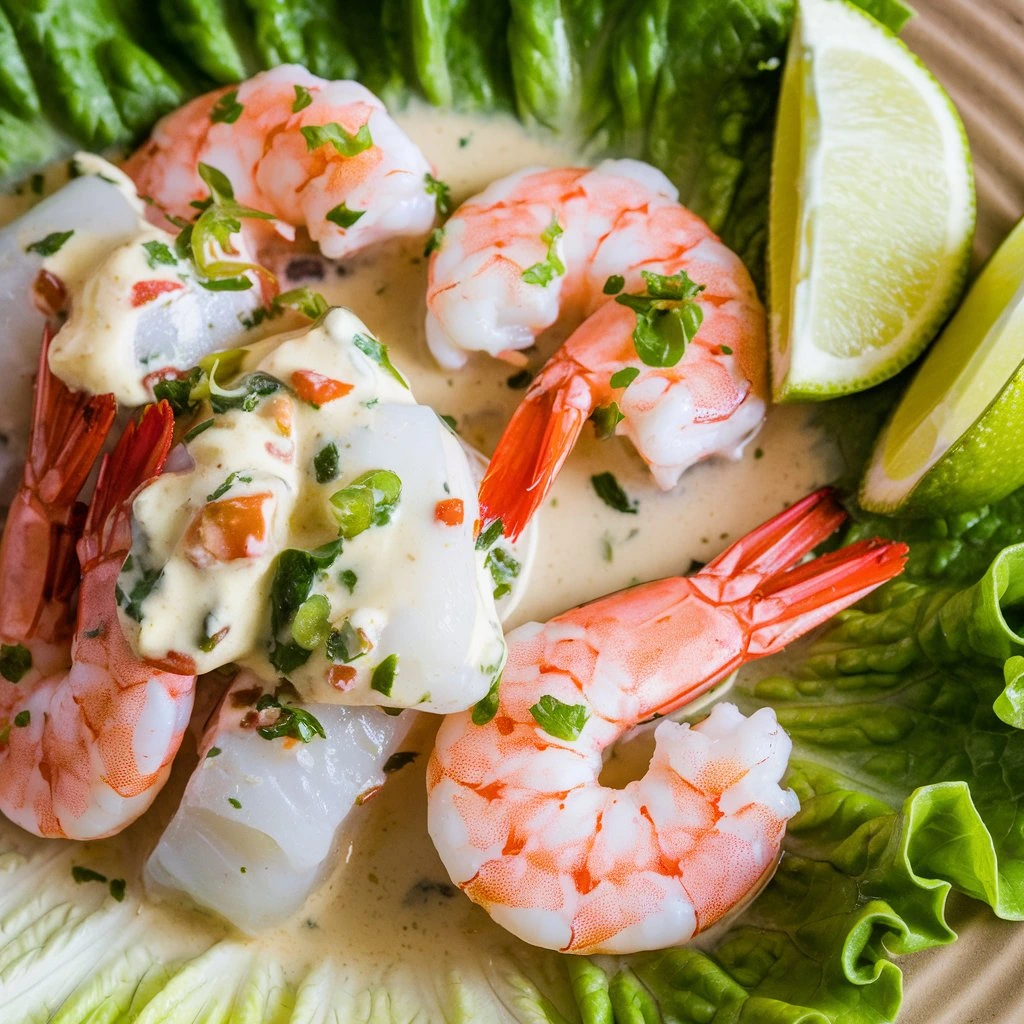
[0,330,116,637]
[80,401,174,565]
[478,375,593,542]
[702,488,849,580]
[27,326,117,507]
[702,488,908,655]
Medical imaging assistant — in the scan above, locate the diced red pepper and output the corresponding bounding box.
[184,492,272,567]
[131,279,184,307]
[290,369,354,405]
[329,665,357,691]
[435,498,465,527]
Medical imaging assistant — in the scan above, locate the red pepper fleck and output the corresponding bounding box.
[434,498,464,527]
[131,279,184,307]
[329,665,358,691]
[290,369,353,405]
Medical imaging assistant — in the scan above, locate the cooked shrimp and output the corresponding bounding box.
[425,160,766,540]
[427,489,908,954]
[0,336,196,840]
[123,65,436,261]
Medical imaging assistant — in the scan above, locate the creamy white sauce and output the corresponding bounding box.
[0,105,840,986]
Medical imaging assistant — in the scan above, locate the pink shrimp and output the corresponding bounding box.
[122,65,436,261]
[0,335,196,840]
[427,489,908,954]
[424,159,766,540]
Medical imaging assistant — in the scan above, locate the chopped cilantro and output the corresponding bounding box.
[314,442,340,483]
[300,122,373,157]
[610,366,640,389]
[485,546,520,601]
[352,332,408,387]
[424,173,452,217]
[206,471,252,503]
[142,240,177,269]
[183,417,215,442]
[109,878,126,902]
[591,472,637,514]
[529,694,589,741]
[255,694,326,743]
[25,230,74,256]
[472,676,501,725]
[521,216,565,287]
[475,518,504,551]
[326,203,365,229]
[370,654,399,697]
[118,568,163,622]
[603,274,625,295]
[228,797,242,808]
[615,269,705,367]
[591,402,624,439]
[326,620,370,663]
[13,710,30,727]
[339,569,358,594]
[206,746,222,758]
[210,90,244,124]
[72,866,107,884]
[292,84,313,112]
[0,643,32,683]
[424,227,444,256]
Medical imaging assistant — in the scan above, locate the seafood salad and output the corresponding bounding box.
[0,4,1021,1023]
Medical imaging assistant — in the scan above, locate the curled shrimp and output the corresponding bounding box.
[427,490,908,954]
[0,335,196,840]
[123,65,436,261]
[425,160,767,540]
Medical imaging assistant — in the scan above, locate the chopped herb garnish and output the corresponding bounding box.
[210,90,244,124]
[72,866,107,884]
[228,797,242,808]
[383,751,419,774]
[118,568,163,622]
[26,229,74,256]
[142,239,177,269]
[329,469,402,538]
[206,746,222,758]
[326,620,370,663]
[720,345,733,355]
[206,471,252,503]
[603,274,625,295]
[439,413,457,432]
[0,643,32,683]
[601,534,614,562]
[610,367,640,389]
[529,694,589,741]
[506,370,532,390]
[475,518,504,551]
[370,654,399,697]
[13,710,30,728]
[485,546,520,601]
[591,472,637,514]
[424,227,444,256]
[591,402,624,439]
[615,269,705,367]
[424,173,452,217]
[255,694,326,743]
[292,84,313,112]
[472,676,501,725]
[314,442,340,483]
[521,216,565,287]
[109,878,126,902]
[275,287,329,320]
[300,121,373,157]
[352,332,408,387]
[268,550,318,673]
[291,594,332,651]
[183,417,215,442]
[309,538,344,571]
[339,569,358,594]
[326,203,365,229]
[209,371,282,414]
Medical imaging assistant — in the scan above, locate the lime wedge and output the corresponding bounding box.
[861,215,1024,515]
[769,0,975,401]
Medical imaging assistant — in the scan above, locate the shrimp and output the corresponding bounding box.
[427,489,909,955]
[425,160,767,540]
[123,65,436,262]
[0,334,196,840]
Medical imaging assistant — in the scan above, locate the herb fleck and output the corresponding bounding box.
[26,230,74,256]
[615,269,705,367]
[590,472,637,514]
[210,90,244,124]
[314,442,340,483]
[0,644,32,683]
[371,654,399,697]
[529,694,589,741]
[292,84,313,112]
[521,216,565,287]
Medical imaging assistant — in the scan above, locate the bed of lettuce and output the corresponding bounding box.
[4,1,1024,1022]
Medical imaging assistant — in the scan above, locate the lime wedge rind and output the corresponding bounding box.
[769,0,976,403]
[861,215,1024,515]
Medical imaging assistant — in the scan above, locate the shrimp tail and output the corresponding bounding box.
[78,401,175,568]
[478,369,594,541]
[0,329,117,637]
[699,487,908,655]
